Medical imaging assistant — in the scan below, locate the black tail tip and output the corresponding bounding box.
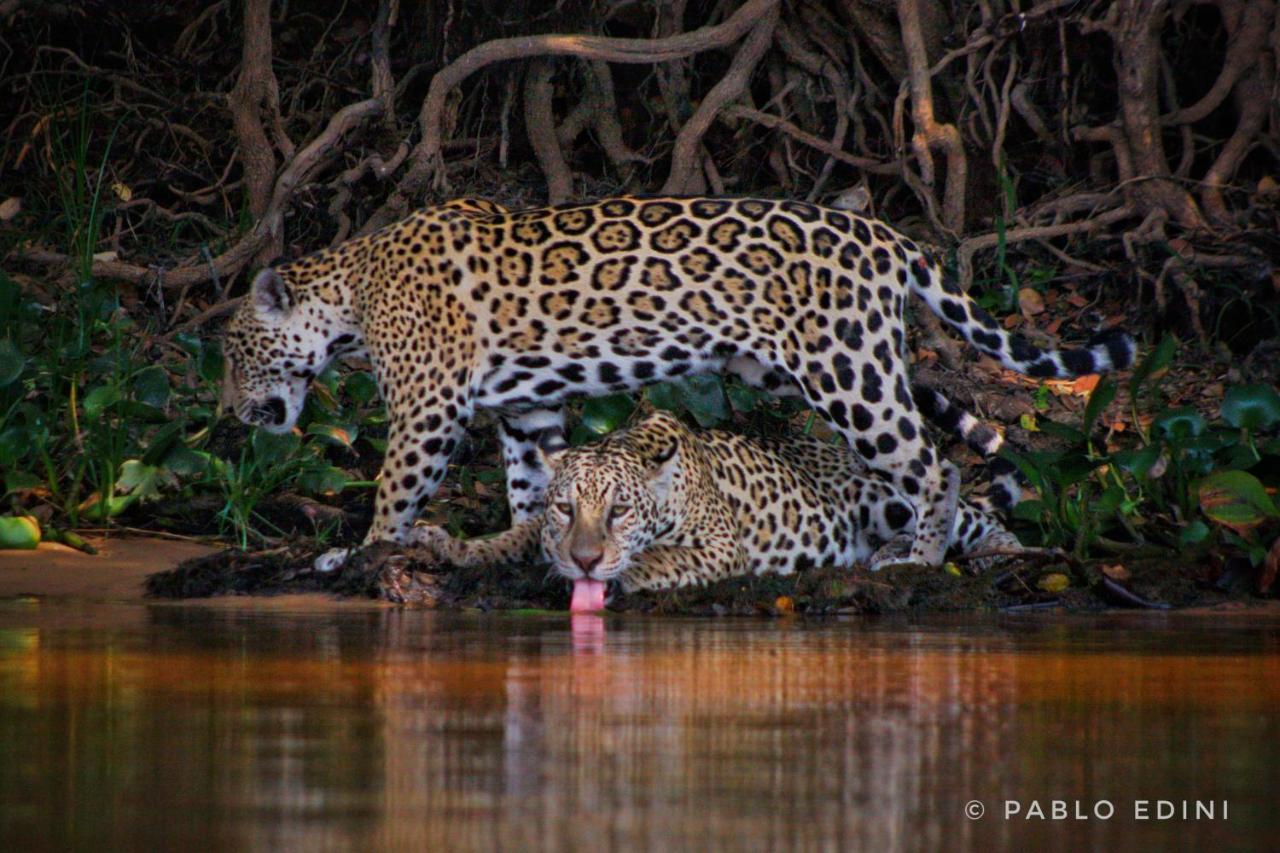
[1088,328,1137,370]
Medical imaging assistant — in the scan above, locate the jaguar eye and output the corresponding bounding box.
[554,502,574,518]
[608,504,631,522]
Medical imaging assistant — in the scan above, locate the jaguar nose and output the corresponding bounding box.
[264,396,287,425]
[572,548,603,576]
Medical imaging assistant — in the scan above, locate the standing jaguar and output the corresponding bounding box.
[221,195,1133,570]
[413,410,1025,607]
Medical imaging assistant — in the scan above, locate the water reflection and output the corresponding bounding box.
[0,601,1277,851]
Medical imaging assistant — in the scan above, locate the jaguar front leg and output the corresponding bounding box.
[497,407,567,522]
[616,542,748,593]
[316,402,469,572]
[413,518,543,568]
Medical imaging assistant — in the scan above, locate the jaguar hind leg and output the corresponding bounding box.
[868,460,960,569]
[780,343,957,566]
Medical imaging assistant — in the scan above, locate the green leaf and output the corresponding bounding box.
[1036,418,1085,444]
[1197,470,1279,532]
[171,332,203,357]
[1092,485,1124,516]
[1083,376,1117,436]
[726,382,765,414]
[675,374,729,427]
[1128,335,1176,397]
[306,422,357,448]
[1057,455,1102,487]
[297,465,349,497]
[1111,445,1162,477]
[0,426,30,467]
[82,385,121,419]
[3,471,41,494]
[251,428,301,461]
[117,459,178,503]
[1220,384,1280,431]
[132,365,171,408]
[1178,520,1209,546]
[568,423,598,447]
[343,371,380,406]
[117,401,169,423]
[0,339,25,387]
[164,447,211,477]
[141,421,186,466]
[78,492,137,521]
[580,394,635,436]
[198,344,223,384]
[1154,408,1207,441]
[1033,384,1050,412]
[1012,499,1045,522]
[645,382,682,412]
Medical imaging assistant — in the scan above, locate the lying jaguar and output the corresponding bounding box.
[413,411,1024,607]
[221,195,1132,570]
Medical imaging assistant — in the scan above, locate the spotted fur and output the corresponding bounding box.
[417,411,1023,591]
[221,195,1132,570]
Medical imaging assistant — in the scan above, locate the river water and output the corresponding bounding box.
[0,600,1276,851]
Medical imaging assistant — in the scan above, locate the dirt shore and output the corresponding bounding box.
[0,537,215,600]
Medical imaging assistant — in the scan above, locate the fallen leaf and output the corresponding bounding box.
[1257,175,1279,197]
[774,595,795,615]
[1071,374,1101,395]
[111,181,132,202]
[1066,291,1090,308]
[0,197,20,221]
[1038,572,1070,593]
[1019,412,1039,432]
[1102,563,1130,582]
[1018,287,1046,316]
[1003,314,1022,330]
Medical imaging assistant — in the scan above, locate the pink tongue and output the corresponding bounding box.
[570,579,608,612]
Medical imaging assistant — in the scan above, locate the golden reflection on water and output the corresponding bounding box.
[0,602,1277,851]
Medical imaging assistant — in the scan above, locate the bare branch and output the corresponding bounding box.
[524,59,573,204]
[897,0,968,232]
[663,5,779,194]
[364,0,782,232]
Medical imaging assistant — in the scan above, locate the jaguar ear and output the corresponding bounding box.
[251,268,293,319]
[646,441,681,503]
[536,433,568,472]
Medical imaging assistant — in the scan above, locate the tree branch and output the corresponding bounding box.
[662,4,779,194]
[362,0,782,232]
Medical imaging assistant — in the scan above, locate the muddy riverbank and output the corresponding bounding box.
[142,541,1270,615]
